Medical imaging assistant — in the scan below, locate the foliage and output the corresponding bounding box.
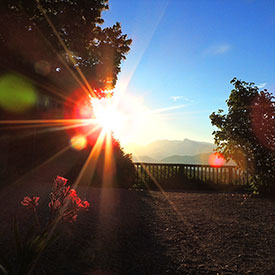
[65,134,136,189]
[0,0,132,94]
[0,0,132,184]
[112,138,136,188]
[210,78,275,194]
[0,176,90,274]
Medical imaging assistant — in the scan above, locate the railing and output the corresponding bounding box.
[134,163,249,186]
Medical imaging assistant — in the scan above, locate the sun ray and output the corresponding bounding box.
[4,123,93,139]
[3,68,75,105]
[146,104,187,115]
[4,0,100,106]
[130,160,205,246]
[131,156,152,191]
[115,0,170,96]
[0,120,90,130]
[1,123,63,130]
[72,129,106,190]
[139,162,190,225]
[0,119,97,143]
[45,40,92,98]
[0,3,85,104]
[36,0,97,98]
[28,144,74,177]
[129,147,186,219]
[0,119,96,125]
[136,160,211,254]
[95,131,118,242]
[0,122,102,198]
[0,144,72,203]
[102,131,116,188]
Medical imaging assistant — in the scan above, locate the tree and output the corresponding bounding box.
[0,1,134,184]
[210,78,275,194]
[65,134,136,189]
[0,0,132,95]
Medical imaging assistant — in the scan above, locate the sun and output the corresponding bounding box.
[92,98,126,135]
[90,92,149,146]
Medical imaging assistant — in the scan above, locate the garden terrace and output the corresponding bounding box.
[0,180,274,274]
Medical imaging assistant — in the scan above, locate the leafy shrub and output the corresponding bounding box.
[210,78,275,195]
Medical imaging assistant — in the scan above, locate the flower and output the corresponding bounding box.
[68,189,77,198]
[81,200,90,211]
[61,186,70,197]
[48,199,61,211]
[47,176,90,222]
[56,176,68,185]
[61,190,90,222]
[53,176,68,193]
[49,176,70,211]
[21,196,40,209]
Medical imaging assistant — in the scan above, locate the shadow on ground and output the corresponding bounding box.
[35,188,174,275]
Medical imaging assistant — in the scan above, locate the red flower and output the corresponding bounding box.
[49,177,70,211]
[68,189,77,198]
[48,176,90,223]
[56,176,68,185]
[48,199,61,211]
[53,176,68,192]
[81,201,90,211]
[21,196,40,209]
[62,186,70,197]
[62,190,90,222]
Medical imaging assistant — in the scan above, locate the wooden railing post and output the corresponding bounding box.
[134,163,241,187]
[228,167,233,184]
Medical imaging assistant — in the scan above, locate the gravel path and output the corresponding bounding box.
[1,183,274,274]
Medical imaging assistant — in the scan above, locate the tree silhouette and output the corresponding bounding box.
[66,134,136,189]
[0,0,132,95]
[0,1,134,185]
[210,78,275,194]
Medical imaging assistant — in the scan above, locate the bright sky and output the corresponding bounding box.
[100,0,275,147]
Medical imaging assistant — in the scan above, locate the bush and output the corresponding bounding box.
[210,78,275,195]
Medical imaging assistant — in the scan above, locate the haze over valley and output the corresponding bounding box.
[125,138,229,164]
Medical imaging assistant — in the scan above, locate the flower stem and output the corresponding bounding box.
[33,208,41,231]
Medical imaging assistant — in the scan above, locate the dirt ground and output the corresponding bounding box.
[0,172,274,275]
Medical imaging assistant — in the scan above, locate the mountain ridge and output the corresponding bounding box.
[128,138,216,161]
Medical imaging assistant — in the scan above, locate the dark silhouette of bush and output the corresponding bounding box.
[0,0,132,93]
[0,0,132,188]
[210,78,275,195]
[65,134,136,189]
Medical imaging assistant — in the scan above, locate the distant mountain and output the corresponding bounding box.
[160,153,211,164]
[160,153,235,165]
[129,138,216,161]
[132,155,158,163]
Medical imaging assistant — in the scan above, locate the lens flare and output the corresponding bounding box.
[70,135,87,150]
[251,94,275,151]
[0,74,37,112]
[34,60,51,76]
[63,89,98,144]
[209,152,225,167]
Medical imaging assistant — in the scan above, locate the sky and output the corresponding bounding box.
[100,0,275,147]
